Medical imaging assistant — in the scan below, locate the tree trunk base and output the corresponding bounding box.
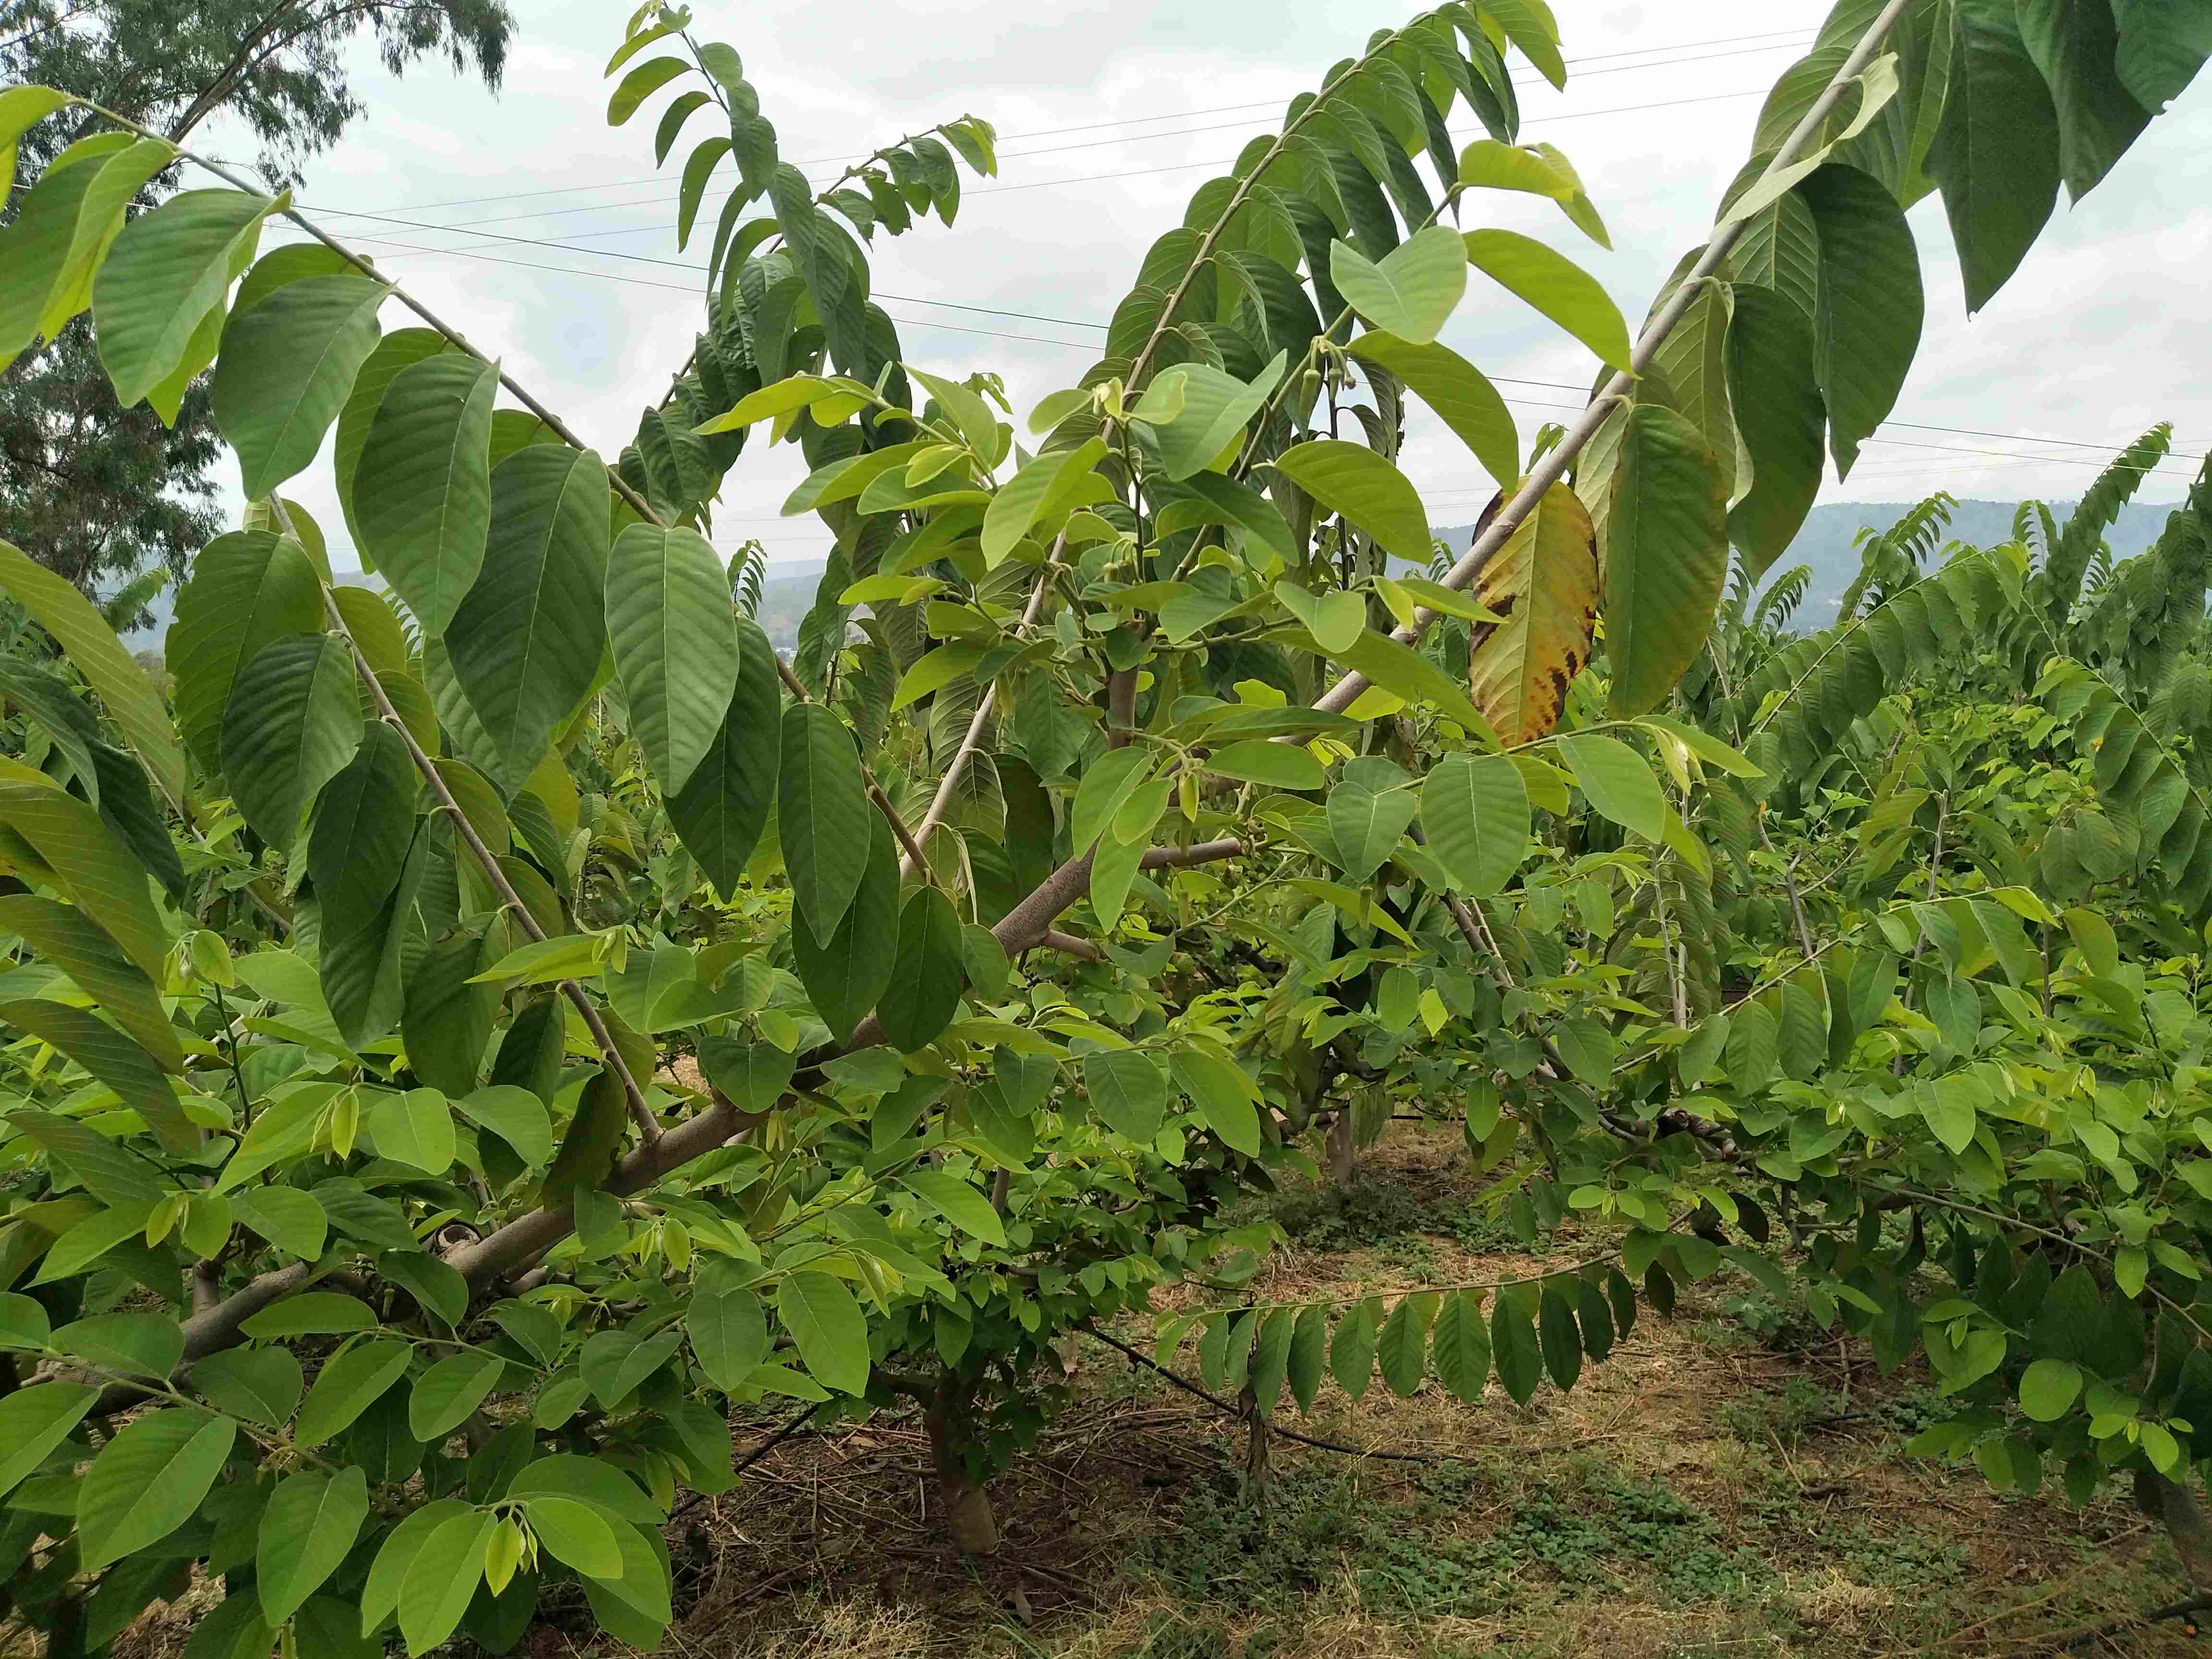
[926,1396,999,1555]
[1326,1110,1356,1185]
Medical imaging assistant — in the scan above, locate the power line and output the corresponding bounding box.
[326,25,1818,220]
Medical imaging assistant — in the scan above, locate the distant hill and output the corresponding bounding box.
[1435,497,2181,625]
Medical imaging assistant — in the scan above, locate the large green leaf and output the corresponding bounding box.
[212,274,388,500]
[776,1270,870,1395]
[0,894,181,1070]
[1169,1048,1261,1156]
[668,614,782,899]
[168,529,324,774]
[875,885,966,1052]
[791,810,898,1045]
[353,353,499,638]
[1083,1048,1168,1142]
[445,445,610,781]
[402,935,497,1098]
[2018,0,2152,200]
[294,1338,412,1448]
[1466,481,1598,745]
[1151,353,1287,481]
[0,781,167,981]
[778,704,871,946]
[0,1382,98,1494]
[1344,333,1518,489]
[1557,733,1667,842]
[1419,754,1529,896]
[334,327,451,552]
[407,1352,505,1441]
[91,187,274,407]
[1644,280,1735,500]
[1798,164,1922,475]
[1602,404,1728,718]
[221,634,364,849]
[1462,228,1633,372]
[257,1467,369,1624]
[1925,0,2062,313]
[1324,761,1418,882]
[605,523,739,795]
[1723,284,1826,577]
[900,1168,1009,1246]
[0,133,139,372]
[1272,439,1431,564]
[1328,224,1467,344]
[308,721,417,938]
[2111,0,2212,108]
[688,1289,768,1392]
[367,1088,457,1175]
[77,1408,237,1570]
[397,1509,494,1656]
[0,538,185,804]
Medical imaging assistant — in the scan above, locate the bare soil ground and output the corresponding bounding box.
[109,1121,2200,1658]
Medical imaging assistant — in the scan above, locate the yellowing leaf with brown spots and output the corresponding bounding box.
[1466,481,1598,746]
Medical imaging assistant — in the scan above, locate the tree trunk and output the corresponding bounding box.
[2138,1469,2212,1587]
[924,1383,998,1555]
[1326,1108,1357,1186]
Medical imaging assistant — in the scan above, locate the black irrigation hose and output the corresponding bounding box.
[2059,1590,2212,1650]
[671,1403,822,1519]
[1079,1325,1476,1467]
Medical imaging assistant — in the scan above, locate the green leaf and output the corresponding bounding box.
[402,934,498,1098]
[454,1084,554,1168]
[221,634,363,849]
[1069,745,1154,856]
[1272,440,1431,565]
[0,999,193,1154]
[1420,753,1529,896]
[899,1168,1008,1246]
[1273,580,1365,654]
[1602,404,1728,718]
[367,1087,457,1175]
[397,1508,494,1656]
[1376,1296,1429,1397]
[167,529,323,774]
[1170,1049,1261,1156]
[778,704,871,947]
[1723,284,1826,577]
[1335,631,1494,737]
[1799,164,1923,476]
[525,1495,625,1579]
[776,1270,870,1396]
[1926,0,2062,312]
[92,188,274,407]
[1430,1291,1491,1403]
[876,885,966,1052]
[0,1382,98,1494]
[1204,739,1324,791]
[77,1408,236,1570]
[1329,1301,1378,1401]
[607,56,690,125]
[212,274,387,499]
[1083,1049,1168,1142]
[0,533,184,804]
[689,1290,769,1391]
[1324,765,1418,882]
[2018,0,2152,201]
[362,1497,471,1634]
[353,353,498,638]
[190,1348,302,1427]
[2111,0,2212,108]
[1491,1294,1543,1404]
[1539,1282,1583,1390]
[669,613,782,899]
[257,1467,368,1623]
[0,894,182,1070]
[1286,1304,1329,1412]
[606,524,739,794]
[241,1292,377,1339]
[409,1352,504,1441]
[2019,1356,2084,1421]
[1329,224,1467,344]
[0,781,168,982]
[1557,733,1667,842]
[1151,353,1287,482]
[295,1338,413,1448]
[445,444,611,781]
[982,440,1104,567]
[229,1186,327,1261]
[1344,334,1518,490]
[1462,228,1632,372]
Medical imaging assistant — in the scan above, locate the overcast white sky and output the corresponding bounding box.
[207,0,2212,575]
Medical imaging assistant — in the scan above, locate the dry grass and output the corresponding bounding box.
[98,1120,2203,1658]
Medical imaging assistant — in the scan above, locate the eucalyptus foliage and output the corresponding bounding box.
[0,0,2206,1651]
